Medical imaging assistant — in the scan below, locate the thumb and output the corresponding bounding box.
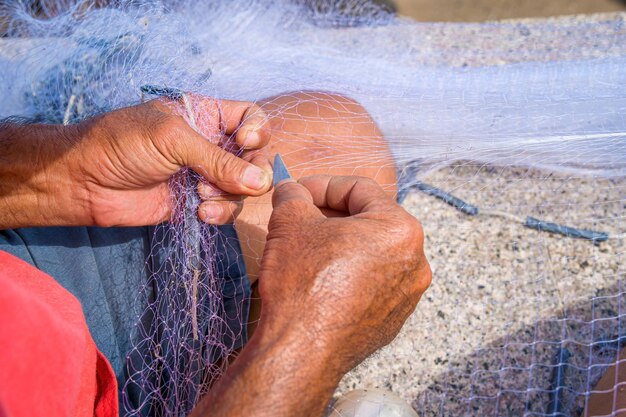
[268,179,325,234]
[272,179,314,207]
[172,125,271,196]
[271,180,324,220]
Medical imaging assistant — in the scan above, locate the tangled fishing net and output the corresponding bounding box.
[0,0,625,416]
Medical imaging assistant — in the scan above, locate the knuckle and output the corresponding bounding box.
[152,112,185,136]
[163,116,189,141]
[417,261,433,293]
[407,255,432,298]
[393,216,424,251]
[357,176,380,191]
[149,115,189,156]
[213,151,243,180]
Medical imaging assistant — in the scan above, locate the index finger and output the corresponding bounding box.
[220,100,271,150]
[164,93,271,150]
[298,175,396,216]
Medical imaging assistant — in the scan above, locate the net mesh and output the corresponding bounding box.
[0,1,624,416]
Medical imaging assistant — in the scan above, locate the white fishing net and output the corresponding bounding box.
[0,1,624,416]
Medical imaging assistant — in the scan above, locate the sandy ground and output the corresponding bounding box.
[390,0,626,22]
[334,12,626,417]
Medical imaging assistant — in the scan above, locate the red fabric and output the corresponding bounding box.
[0,250,118,417]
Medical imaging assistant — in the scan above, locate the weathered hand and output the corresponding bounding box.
[260,175,431,373]
[194,175,430,417]
[70,96,272,226]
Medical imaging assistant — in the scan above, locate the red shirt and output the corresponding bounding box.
[0,250,118,417]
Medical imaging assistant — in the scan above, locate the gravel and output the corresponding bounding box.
[338,162,624,415]
[337,13,626,416]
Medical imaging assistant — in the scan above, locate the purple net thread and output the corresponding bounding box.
[122,98,244,416]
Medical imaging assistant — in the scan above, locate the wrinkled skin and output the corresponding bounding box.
[0,96,272,229]
[195,176,431,417]
[1,94,431,417]
[75,96,273,227]
[262,176,431,368]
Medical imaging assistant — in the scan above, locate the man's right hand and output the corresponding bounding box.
[196,175,430,417]
[260,175,431,372]
[0,96,272,229]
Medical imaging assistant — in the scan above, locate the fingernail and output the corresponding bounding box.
[202,203,223,221]
[244,129,260,147]
[243,166,268,190]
